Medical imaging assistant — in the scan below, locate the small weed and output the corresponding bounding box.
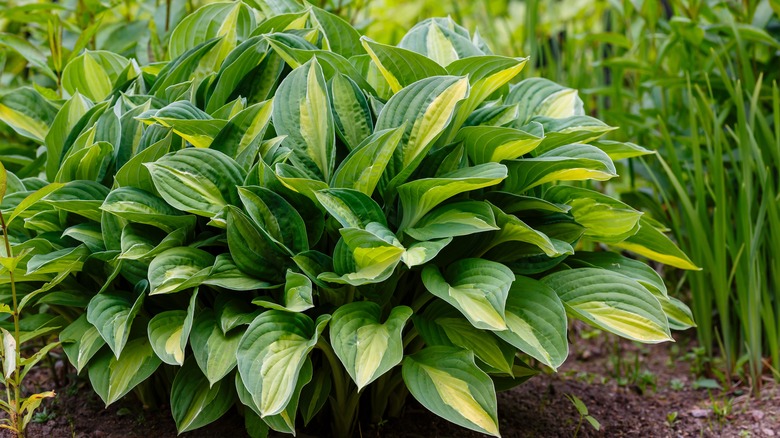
[670,378,685,391]
[666,411,678,427]
[31,407,56,423]
[565,394,600,438]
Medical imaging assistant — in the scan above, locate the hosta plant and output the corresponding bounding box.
[0,2,696,436]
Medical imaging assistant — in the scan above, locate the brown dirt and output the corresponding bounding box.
[11,330,780,437]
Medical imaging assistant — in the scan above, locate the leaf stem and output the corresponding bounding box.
[0,212,23,437]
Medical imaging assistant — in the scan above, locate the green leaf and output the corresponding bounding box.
[320,223,405,286]
[502,144,617,192]
[611,218,700,270]
[87,289,145,358]
[545,186,643,243]
[397,163,507,230]
[237,186,308,254]
[148,247,215,295]
[190,309,242,386]
[147,148,246,218]
[309,6,362,58]
[415,301,515,375]
[493,276,569,370]
[168,2,254,69]
[314,188,387,229]
[330,127,404,195]
[403,346,500,437]
[88,337,162,406]
[147,310,191,366]
[253,269,314,312]
[5,182,64,227]
[329,73,373,150]
[330,302,412,390]
[0,87,57,143]
[375,75,470,194]
[140,101,227,148]
[421,259,514,331]
[237,311,329,416]
[101,187,197,234]
[61,316,106,373]
[171,357,236,433]
[542,268,672,342]
[62,51,129,101]
[360,37,447,94]
[272,57,335,181]
[226,206,288,283]
[406,201,499,241]
[44,93,93,181]
[505,77,584,124]
[119,225,188,261]
[204,254,277,291]
[457,126,542,165]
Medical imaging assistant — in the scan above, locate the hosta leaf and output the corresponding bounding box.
[148,293,197,367]
[480,205,571,258]
[611,218,700,270]
[226,206,288,283]
[205,254,277,291]
[321,224,405,286]
[171,357,236,433]
[329,73,373,151]
[62,51,129,101]
[398,163,507,230]
[444,55,527,142]
[569,251,667,296]
[206,36,269,114]
[415,301,514,375]
[87,289,145,358]
[190,309,242,386]
[405,201,499,241]
[314,188,387,229]
[101,187,197,233]
[253,270,314,312]
[272,57,335,181]
[398,18,484,65]
[119,225,188,261]
[60,314,106,373]
[150,39,221,97]
[591,140,654,160]
[168,2,254,67]
[532,116,616,153]
[211,100,273,164]
[421,259,514,331]
[148,247,215,295]
[140,101,227,148]
[236,310,330,417]
[506,78,584,124]
[542,268,672,342]
[402,346,500,437]
[375,75,470,195]
[330,302,412,390]
[330,127,404,196]
[26,245,90,275]
[309,6,362,58]
[237,186,308,254]
[457,126,542,164]
[0,87,57,143]
[502,144,617,192]
[493,276,569,370]
[89,337,162,406]
[545,186,643,243]
[236,358,312,434]
[360,37,447,93]
[147,148,245,218]
[44,93,93,181]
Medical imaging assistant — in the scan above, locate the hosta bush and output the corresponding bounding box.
[0,2,697,436]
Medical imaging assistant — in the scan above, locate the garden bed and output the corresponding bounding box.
[11,332,778,438]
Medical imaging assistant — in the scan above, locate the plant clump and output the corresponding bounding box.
[0,2,696,436]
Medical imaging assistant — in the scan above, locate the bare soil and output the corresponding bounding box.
[11,329,780,437]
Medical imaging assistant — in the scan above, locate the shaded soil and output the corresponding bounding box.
[11,330,780,437]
